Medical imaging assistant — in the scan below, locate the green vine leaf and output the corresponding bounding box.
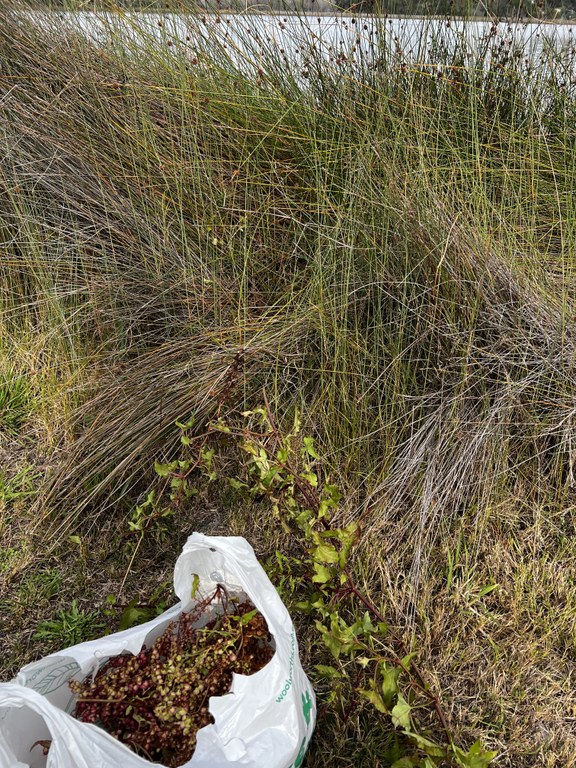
[149,406,495,768]
[314,544,340,564]
[403,730,446,759]
[175,417,195,430]
[315,621,342,658]
[400,651,418,672]
[452,740,497,767]
[154,461,177,478]
[379,662,400,708]
[315,664,343,679]
[391,693,412,730]
[303,436,320,459]
[360,686,388,714]
[190,574,200,599]
[311,562,333,584]
[302,470,318,487]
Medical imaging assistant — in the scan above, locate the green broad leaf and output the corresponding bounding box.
[296,508,314,526]
[303,437,320,459]
[201,447,214,466]
[310,529,322,545]
[154,461,175,478]
[190,573,200,599]
[324,484,343,503]
[238,608,258,625]
[338,549,350,570]
[228,478,247,490]
[261,467,281,488]
[400,651,418,672]
[314,664,343,679]
[312,562,333,584]
[211,421,231,433]
[175,417,195,430]
[241,440,258,456]
[314,544,340,564]
[145,490,155,505]
[333,615,360,641]
[252,448,270,474]
[302,471,318,487]
[315,622,342,659]
[452,740,497,767]
[377,621,389,635]
[379,663,400,708]
[356,656,372,668]
[318,499,332,519]
[335,520,357,543]
[241,406,270,427]
[359,687,388,714]
[391,693,412,730]
[118,599,153,631]
[362,612,374,633]
[391,759,419,768]
[403,731,446,758]
[180,434,191,446]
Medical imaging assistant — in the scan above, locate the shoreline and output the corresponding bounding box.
[20,7,576,23]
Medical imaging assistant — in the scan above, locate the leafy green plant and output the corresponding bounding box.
[111,581,172,631]
[152,408,496,768]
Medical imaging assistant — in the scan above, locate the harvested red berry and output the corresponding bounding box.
[69,589,273,767]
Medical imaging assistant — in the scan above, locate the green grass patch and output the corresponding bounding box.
[0,370,35,434]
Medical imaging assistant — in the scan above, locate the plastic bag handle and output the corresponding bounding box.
[173,534,295,660]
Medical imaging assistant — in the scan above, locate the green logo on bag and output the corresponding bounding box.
[302,691,312,727]
[292,738,307,768]
[287,689,315,767]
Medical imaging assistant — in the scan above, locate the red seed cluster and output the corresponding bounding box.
[70,591,273,767]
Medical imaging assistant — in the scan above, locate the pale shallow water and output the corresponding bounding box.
[26,12,576,72]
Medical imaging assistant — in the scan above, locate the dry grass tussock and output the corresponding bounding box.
[1,5,576,765]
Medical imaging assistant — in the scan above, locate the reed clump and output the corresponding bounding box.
[2,6,576,765]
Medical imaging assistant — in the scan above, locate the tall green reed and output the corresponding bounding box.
[1,6,575,590]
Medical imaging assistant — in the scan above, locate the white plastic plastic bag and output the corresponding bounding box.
[0,533,316,768]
